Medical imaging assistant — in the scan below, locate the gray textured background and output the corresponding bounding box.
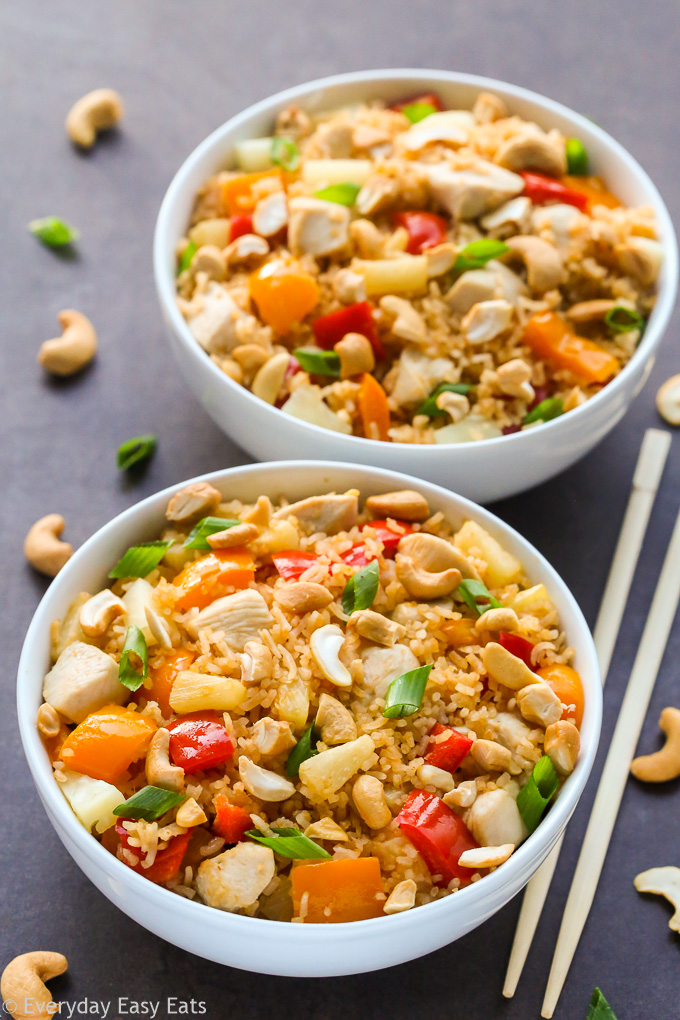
[2,2,680,1017]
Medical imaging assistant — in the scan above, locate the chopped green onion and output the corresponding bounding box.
[271,136,300,171]
[117,435,157,471]
[109,540,173,579]
[383,664,433,719]
[516,756,559,832]
[454,239,509,272]
[565,138,588,175]
[118,625,148,692]
[313,183,361,206]
[177,240,197,275]
[587,988,618,1020]
[286,722,319,777]
[523,397,564,426]
[294,347,341,377]
[402,102,437,124]
[456,579,502,616]
[416,382,473,418]
[113,785,185,821]
[604,305,644,334]
[342,559,380,615]
[246,826,331,860]
[184,516,241,550]
[29,216,79,247]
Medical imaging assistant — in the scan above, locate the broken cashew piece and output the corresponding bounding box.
[24,514,73,577]
[634,866,680,932]
[656,374,680,426]
[38,310,97,376]
[630,706,680,782]
[1,951,68,1019]
[66,88,124,148]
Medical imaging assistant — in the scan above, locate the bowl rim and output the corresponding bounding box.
[153,67,678,454]
[17,459,602,941]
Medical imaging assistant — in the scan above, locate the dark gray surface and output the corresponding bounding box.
[2,2,679,1017]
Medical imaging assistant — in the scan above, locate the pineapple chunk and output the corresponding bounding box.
[235,137,274,172]
[277,679,310,732]
[170,671,246,713]
[454,520,522,589]
[301,159,372,188]
[506,583,553,615]
[353,256,428,296]
[59,770,122,833]
[299,734,375,800]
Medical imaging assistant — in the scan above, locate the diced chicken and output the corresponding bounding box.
[466,789,529,847]
[355,174,400,216]
[185,282,258,354]
[531,203,586,250]
[361,643,420,698]
[166,481,222,524]
[445,269,498,314]
[288,197,350,257]
[487,260,528,303]
[252,717,296,756]
[316,692,357,744]
[43,642,126,724]
[389,348,456,407]
[315,121,354,158]
[494,126,567,177]
[422,160,524,220]
[333,267,367,305]
[197,843,275,912]
[461,299,513,344]
[187,589,273,650]
[272,491,358,535]
[490,711,535,769]
[481,195,532,234]
[252,191,288,237]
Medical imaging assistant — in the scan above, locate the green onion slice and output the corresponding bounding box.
[604,305,644,334]
[117,435,157,471]
[383,664,433,719]
[313,183,361,206]
[184,516,241,550]
[271,136,300,171]
[118,625,148,691]
[177,240,197,276]
[294,347,341,377]
[246,826,331,860]
[114,785,186,821]
[416,382,473,418]
[454,239,509,272]
[29,216,79,247]
[109,540,173,579]
[456,579,502,616]
[402,102,437,124]
[565,138,588,176]
[516,756,559,833]
[286,722,319,777]
[342,559,380,615]
[587,988,618,1020]
[523,397,564,426]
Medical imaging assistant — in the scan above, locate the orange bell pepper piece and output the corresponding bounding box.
[562,175,621,213]
[538,663,584,728]
[148,647,195,715]
[60,705,156,783]
[357,373,390,441]
[523,311,620,385]
[221,168,284,216]
[440,617,478,649]
[173,548,255,612]
[249,261,319,335]
[291,857,384,922]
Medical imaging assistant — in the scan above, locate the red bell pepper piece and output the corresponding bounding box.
[166,712,234,773]
[312,302,385,359]
[498,631,535,669]
[521,171,588,212]
[229,213,254,242]
[342,545,373,567]
[397,790,478,886]
[213,794,252,843]
[391,91,444,113]
[393,211,448,255]
[116,823,191,883]
[272,550,321,580]
[364,519,414,555]
[425,722,474,773]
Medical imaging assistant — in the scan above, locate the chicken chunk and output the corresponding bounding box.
[490,711,535,770]
[185,282,258,354]
[196,843,275,912]
[361,643,420,698]
[187,589,273,650]
[272,491,358,535]
[389,349,456,407]
[445,269,498,314]
[288,197,350,257]
[166,481,222,524]
[466,789,529,847]
[423,160,524,220]
[43,641,126,724]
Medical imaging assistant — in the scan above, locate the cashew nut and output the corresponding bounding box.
[315,692,357,744]
[615,238,663,286]
[473,91,507,124]
[65,88,123,148]
[471,738,514,773]
[192,245,226,281]
[24,514,73,577]
[166,481,221,523]
[231,344,270,375]
[544,719,580,775]
[495,128,567,176]
[435,391,470,423]
[176,797,207,828]
[482,641,539,690]
[496,359,535,402]
[303,818,349,842]
[458,843,515,869]
[634,867,680,932]
[334,332,375,378]
[252,717,295,756]
[631,707,680,782]
[416,764,455,792]
[352,774,392,828]
[365,489,430,522]
[145,728,184,792]
[380,295,427,344]
[1,951,68,1019]
[238,755,296,801]
[37,703,61,739]
[251,351,290,405]
[396,532,467,599]
[516,681,563,728]
[474,607,519,633]
[443,779,478,809]
[461,299,513,344]
[224,233,269,265]
[207,522,259,549]
[310,624,352,687]
[350,608,405,647]
[274,581,333,615]
[504,235,565,293]
[425,243,458,277]
[656,375,680,426]
[383,878,417,914]
[79,590,126,637]
[333,267,367,304]
[38,310,97,376]
[566,298,621,323]
[240,641,273,684]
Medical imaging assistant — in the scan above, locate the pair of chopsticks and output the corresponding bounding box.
[501,427,674,1015]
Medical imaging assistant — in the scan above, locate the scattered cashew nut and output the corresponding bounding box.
[1,951,68,1019]
[310,624,352,688]
[396,532,464,599]
[365,489,430,521]
[383,878,417,914]
[79,590,126,637]
[37,703,61,739]
[482,641,539,691]
[458,843,515,869]
[38,310,97,376]
[631,707,680,782]
[334,332,375,378]
[24,514,73,577]
[504,235,565,293]
[66,88,124,148]
[634,867,680,932]
[656,375,680,426]
[274,581,333,615]
[145,728,184,792]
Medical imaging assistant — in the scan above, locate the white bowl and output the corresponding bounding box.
[18,461,601,976]
[154,69,678,504]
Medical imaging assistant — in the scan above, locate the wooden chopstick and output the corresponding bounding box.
[503,428,670,999]
[541,504,680,1018]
